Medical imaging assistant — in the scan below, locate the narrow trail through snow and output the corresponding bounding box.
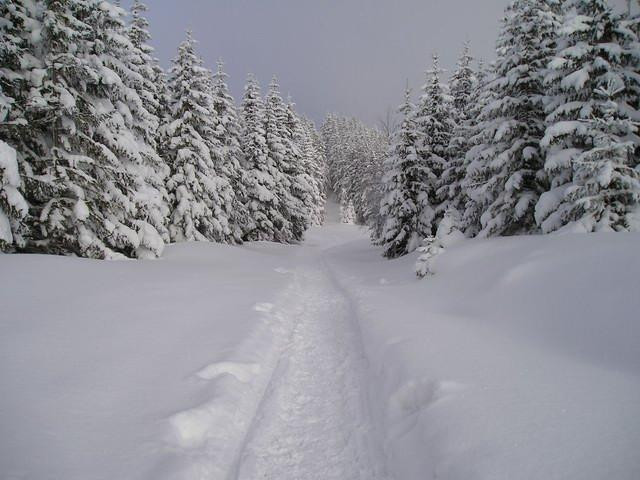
[231,247,388,479]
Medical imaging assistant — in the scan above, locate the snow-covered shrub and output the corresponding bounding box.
[415,212,465,277]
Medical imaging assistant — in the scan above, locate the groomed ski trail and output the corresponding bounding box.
[232,250,389,480]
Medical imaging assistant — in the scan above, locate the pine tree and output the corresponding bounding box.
[25,0,149,258]
[201,67,238,243]
[241,74,285,241]
[163,31,232,243]
[87,1,167,257]
[282,99,314,240]
[298,117,327,226]
[210,60,249,241]
[0,139,28,251]
[291,112,325,227]
[263,76,296,242]
[461,61,497,236]
[126,0,171,247]
[414,53,455,235]
[380,86,425,258]
[438,42,476,224]
[465,0,560,238]
[0,0,38,250]
[538,0,640,232]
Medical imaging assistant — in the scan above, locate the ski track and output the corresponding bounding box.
[231,252,389,480]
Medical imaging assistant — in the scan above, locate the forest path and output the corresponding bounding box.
[231,217,389,479]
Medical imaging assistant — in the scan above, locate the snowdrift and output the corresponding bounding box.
[1,227,639,479]
[323,228,640,480]
[0,242,298,480]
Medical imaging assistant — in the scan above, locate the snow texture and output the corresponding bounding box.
[1,203,639,480]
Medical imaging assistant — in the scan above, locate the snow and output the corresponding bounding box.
[1,200,639,479]
[0,140,20,186]
[0,242,295,480]
[561,67,590,91]
[58,87,76,110]
[0,209,12,244]
[324,227,640,480]
[73,199,90,221]
[541,121,588,147]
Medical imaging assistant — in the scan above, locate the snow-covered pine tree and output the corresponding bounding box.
[461,60,497,236]
[163,31,233,243]
[538,0,640,232]
[328,117,357,213]
[211,60,249,241]
[350,124,388,229]
[87,1,167,257]
[0,0,37,251]
[438,42,476,224]
[282,99,316,240]
[0,139,28,251]
[263,76,297,242]
[321,114,340,190]
[126,0,171,248]
[465,0,560,238]
[241,74,285,241]
[291,112,326,227]
[414,53,455,235]
[380,86,425,258]
[200,67,239,243]
[333,119,361,221]
[23,0,150,258]
[362,129,388,242]
[414,210,465,277]
[298,117,327,225]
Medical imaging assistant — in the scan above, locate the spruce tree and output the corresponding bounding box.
[414,54,454,235]
[241,74,284,241]
[465,0,560,238]
[438,42,476,224]
[126,0,171,247]
[282,99,314,240]
[461,61,497,236]
[263,76,296,242]
[380,87,425,258]
[538,0,640,232]
[211,60,249,241]
[87,1,167,257]
[0,0,37,250]
[298,117,327,226]
[0,139,28,251]
[163,31,232,243]
[26,0,146,258]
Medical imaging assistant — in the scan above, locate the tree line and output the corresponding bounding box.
[323,0,640,263]
[0,0,326,259]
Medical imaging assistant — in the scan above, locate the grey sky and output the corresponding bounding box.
[127,0,631,126]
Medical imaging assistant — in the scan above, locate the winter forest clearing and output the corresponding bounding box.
[1,0,640,479]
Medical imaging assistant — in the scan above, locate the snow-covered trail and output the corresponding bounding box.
[232,246,388,479]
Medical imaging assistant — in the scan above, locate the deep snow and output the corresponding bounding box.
[1,203,639,480]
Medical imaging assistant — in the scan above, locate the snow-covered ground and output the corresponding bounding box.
[1,203,639,480]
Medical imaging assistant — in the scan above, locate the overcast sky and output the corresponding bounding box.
[125,0,631,127]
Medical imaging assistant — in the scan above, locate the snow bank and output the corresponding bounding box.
[1,222,638,479]
[0,241,297,480]
[322,227,640,480]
